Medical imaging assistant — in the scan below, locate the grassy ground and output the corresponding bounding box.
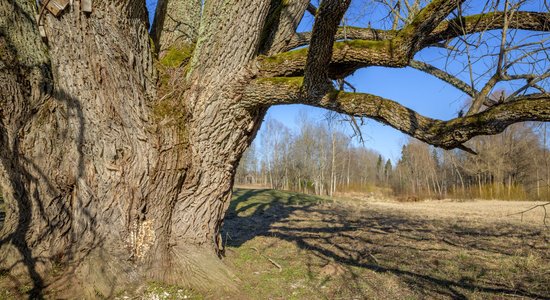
[222,188,549,300]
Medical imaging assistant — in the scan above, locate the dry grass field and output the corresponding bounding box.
[222,189,549,300]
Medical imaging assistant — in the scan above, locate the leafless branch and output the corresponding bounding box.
[506,202,550,226]
[251,247,283,271]
[424,11,550,47]
[409,60,479,97]
[306,3,318,16]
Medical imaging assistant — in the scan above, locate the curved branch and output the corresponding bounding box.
[259,9,549,81]
[244,78,550,151]
[424,11,550,46]
[259,39,408,78]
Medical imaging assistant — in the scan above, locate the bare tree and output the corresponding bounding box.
[392,122,548,200]
[1,0,549,297]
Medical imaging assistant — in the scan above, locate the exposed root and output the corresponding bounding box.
[1,244,241,299]
[150,244,240,294]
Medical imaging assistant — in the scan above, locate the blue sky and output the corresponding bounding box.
[145,0,548,162]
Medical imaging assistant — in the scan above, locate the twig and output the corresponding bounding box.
[366,252,379,264]
[251,247,283,272]
[37,0,52,26]
[506,202,550,227]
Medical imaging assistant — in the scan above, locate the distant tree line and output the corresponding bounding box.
[394,122,550,200]
[236,115,550,200]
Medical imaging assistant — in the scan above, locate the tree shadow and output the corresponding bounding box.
[0,87,99,299]
[0,196,4,228]
[222,188,549,299]
[222,188,324,248]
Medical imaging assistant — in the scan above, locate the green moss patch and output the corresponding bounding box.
[256,76,304,88]
[160,44,195,68]
[262,47,308,64]
[335,39,391,51]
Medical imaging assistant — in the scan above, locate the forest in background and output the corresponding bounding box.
[236,113,550,201]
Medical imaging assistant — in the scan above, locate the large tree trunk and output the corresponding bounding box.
[0,0,270,297]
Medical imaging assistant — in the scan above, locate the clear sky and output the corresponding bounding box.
[145,0,548,163]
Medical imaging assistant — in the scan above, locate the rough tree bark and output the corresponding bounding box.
[1,0,271,297]
[0,0,549,298]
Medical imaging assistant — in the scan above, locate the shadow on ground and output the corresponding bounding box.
[0,196,4,229]
[222,188,550,299]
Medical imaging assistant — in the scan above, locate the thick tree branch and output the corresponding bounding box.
[151,0,201,55]
[283,11,549,53]
[285,27,397,51]
[259,39,408,78]
[244,78,550,151]
[397,0,463,54]
[262,7,549,80]
[425,11,550,46]
[304,0,351,95]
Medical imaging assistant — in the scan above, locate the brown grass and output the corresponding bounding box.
[222,189,550,300]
